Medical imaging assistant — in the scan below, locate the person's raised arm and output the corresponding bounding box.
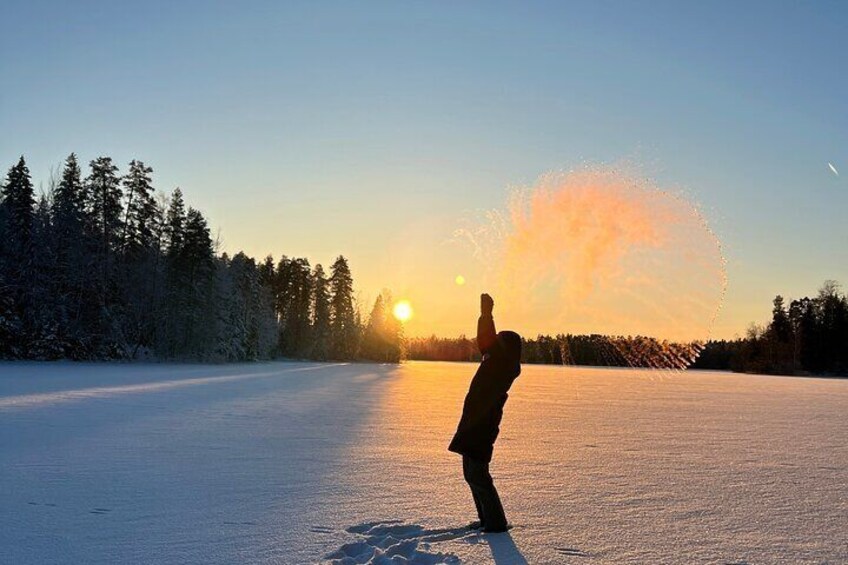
[477,293,497,354]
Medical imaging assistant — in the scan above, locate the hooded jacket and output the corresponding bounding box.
[448,315,521,463]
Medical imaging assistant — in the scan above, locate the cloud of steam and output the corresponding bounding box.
[504,170,670,301]
[456,166,727,368]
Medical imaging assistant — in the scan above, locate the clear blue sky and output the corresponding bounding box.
[1,1,846,337]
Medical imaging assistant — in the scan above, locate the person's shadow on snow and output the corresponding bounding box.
[482,531,528,565]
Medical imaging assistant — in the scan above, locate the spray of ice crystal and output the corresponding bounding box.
[455,166,727,370]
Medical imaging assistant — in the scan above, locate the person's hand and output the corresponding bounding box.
[480,293,494,317]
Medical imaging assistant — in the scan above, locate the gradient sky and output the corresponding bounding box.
[2,1,846,339]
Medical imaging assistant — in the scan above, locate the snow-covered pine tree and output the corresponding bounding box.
[0,157,36,356]
[0,157,36,258]
[215,252,278,361]
[215,253,245,361]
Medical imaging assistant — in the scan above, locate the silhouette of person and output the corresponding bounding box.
[449,293,522,533]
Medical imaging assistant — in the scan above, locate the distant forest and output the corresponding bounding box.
[691,281,848,376]
[407,282,848,377]
[0,155,403,362]
[407,334,702,371]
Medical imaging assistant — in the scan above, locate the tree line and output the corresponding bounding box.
[407,333,698,370]
[408,281,847,376]
[0,155,403,362]
[692,281,848,376]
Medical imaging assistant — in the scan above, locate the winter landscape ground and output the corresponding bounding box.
[1,361,846,564]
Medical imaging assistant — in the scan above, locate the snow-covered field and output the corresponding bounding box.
[1,361,846,564]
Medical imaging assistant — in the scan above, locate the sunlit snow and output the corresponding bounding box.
[1,361,846,564]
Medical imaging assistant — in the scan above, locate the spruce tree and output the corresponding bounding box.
[178,207,216,357]
[361,291,403,362]
[311,263,332,360]
[119,161,161,357]
[382,291,404,363]
[53,153,86,234]
[256,254,279,357]
[53,153,88,281]
[1,156,36,263]
[84,157,124,354]
[52,154,99,357]
[362,294,387,361]
[158,189,188,356]
[293,258,313,356]
[164,187,186,257]
[275,257,312,357]
[258,255,275,287]
[770,296,792,342]
[86,156,123,256]
[0,157,36,354]
[122,160,157,253]
[273,255,293,352]
[329,255,357,359]
[29,195,64,358]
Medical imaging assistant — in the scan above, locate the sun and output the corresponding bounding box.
[393,300,413,322]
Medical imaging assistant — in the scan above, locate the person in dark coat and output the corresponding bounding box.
[448,293,521,533]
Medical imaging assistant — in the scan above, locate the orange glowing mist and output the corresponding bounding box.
[456,166,727,368]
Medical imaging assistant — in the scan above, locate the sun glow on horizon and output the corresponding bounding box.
[393,300,414,323]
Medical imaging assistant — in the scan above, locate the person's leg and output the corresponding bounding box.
[463,456,508,531]
[462,455,486,526]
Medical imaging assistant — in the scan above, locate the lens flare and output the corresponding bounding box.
[393,300,414,323]
[455,165,727,370]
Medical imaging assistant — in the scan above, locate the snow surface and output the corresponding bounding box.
[1,361,846,564]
